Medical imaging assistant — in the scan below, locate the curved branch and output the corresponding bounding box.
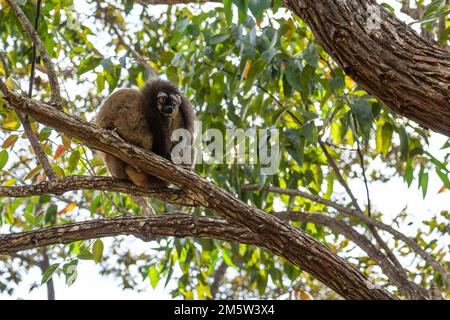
[0,175,200,207]
[243,184,450,287]
[0,51,57,180]
[319,138,409,284]
[285,0,450,136]
[5,0,61,106]
[0,213,260,255]
[138,0,450,135]
[4,91,396,300]
[276,211,430,299]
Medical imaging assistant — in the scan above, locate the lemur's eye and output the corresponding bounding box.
[157,96,165,104]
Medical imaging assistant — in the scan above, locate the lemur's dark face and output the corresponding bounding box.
[157,91,181,117]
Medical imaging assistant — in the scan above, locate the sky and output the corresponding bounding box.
[1,0,449,300]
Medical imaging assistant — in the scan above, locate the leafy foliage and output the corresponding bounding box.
[0,0,448,299]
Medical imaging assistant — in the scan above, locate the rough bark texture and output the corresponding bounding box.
[5,91,397,300]
[0,214,260,254]
[243,184,450,286]
[0,175,199,206]
[285,0,450,136]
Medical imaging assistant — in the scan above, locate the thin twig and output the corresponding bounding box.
[275,211,430,299]
[242,184,450,287]
[95,1,157,78]
[345,97,407,279]
[0,50,57,180]
[6,0,61,107]
[28,0,41,99]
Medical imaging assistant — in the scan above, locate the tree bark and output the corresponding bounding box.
[0,175,199,207]
[285,0,450,136]
[134,0,450,136]
[5,91,397,299]
[0,214,261,254]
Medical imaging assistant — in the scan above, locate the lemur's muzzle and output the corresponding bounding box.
[162,105,175,115]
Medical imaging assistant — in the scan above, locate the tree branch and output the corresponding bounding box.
[132,0,450,136]
[3,91,396,299]
[0,51,57,180]
[0,175,200,207]
[284,0,450,136]
[95,2,158,77]
[5,0,61,107]
[242,184,450,287]
[0,213,260,255]
[275,211,430,299]
[318,138,409,285]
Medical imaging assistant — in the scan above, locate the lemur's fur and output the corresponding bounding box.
[95,79,195,187]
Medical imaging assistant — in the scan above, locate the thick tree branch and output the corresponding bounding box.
[276,211,430,299]
[0,175,200,207]
[141,0,450,135]
[3,91,396,299]
[5,0,61,107]
[284,0,450,136]
[0,214,261,255]
[243,184,450,287]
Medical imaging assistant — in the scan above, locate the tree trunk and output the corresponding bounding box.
[285,0,450,136]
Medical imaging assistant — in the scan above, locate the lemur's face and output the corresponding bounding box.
[157,91,181,117]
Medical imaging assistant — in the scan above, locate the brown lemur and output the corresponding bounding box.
[95,79,196,187]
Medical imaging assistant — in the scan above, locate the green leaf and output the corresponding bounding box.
[92,239,104,264]
[405,162,414,187]
[351,97,372,140]
[0,150,8,170]
[222,250,238,269]
[285,59,302,91]
[68,150,80,174]
[399,127,409,160]
[261,47,277,62]
[209,33,230,45]
[302,122,318,145]
[381,122,394,156]
[78,246,94,260]
[423,0,446,20]
[303,42,318,67]
[223,0,233,24]
[39,127,52,142]
[418,165,425,190]
[175,18,189,33]
[148,265,160,289]
[232,0,248,24]
[77,53,103,76]
[96,72,105,93]
[256,272,268,295]
[45,204,58,225]
[41,263,60,285]
[436,169,450,189]
[421,172,428,198]
[63,259,78,287]
[248,0,271,20]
